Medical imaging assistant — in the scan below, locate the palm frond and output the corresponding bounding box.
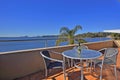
[73,25,82,34]
[56,25,83,46]
[60,27,69,33]
[56,38,67,46]
[58,33,68,38]
[77,39,87,43]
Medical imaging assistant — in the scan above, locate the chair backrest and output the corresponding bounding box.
[73,45,88,50]
[103,48,118,65]
[98,48,107,54]
[80,45,88,49]
[40,50,51,68]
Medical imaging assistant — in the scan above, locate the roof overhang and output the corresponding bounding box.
[103,29,120,33]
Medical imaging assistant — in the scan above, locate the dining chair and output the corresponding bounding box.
[73,45,89,80]
[40,50,66,80]
[68,45,89,67]
[92,48,107,71]
[73,44,88,50]
[69,44,90,75]
[93,48,118,80]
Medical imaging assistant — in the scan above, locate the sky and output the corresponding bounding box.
[0,0,120,37]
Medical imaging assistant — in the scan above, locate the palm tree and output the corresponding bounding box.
[56,25,82,46]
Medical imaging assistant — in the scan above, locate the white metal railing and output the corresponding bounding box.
[0,37,114,52]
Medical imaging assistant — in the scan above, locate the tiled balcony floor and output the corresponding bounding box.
[15,48,120,80]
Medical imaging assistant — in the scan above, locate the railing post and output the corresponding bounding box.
[45,40,47,47]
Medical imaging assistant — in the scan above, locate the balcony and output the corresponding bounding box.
[0,40,120,80]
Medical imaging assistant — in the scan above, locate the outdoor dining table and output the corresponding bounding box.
[62,48,102,80]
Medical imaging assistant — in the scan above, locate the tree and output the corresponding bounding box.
[111,33,120,40]
[56,25,82,46]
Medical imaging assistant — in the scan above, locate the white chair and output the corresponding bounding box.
[73,45,89,80]
[40,50,66,80]
[92,48,107,71]
[73,44,88,50]
[93,48,118,80]
[68,45,88,67]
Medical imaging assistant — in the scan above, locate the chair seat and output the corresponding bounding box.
[95,58,116,66]
[47,61,62,69]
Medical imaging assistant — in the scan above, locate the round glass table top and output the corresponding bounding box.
[62,49,102,60]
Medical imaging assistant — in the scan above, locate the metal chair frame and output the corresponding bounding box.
[69,45,89,67]
[40,50,66,80]
[94,48,118,80]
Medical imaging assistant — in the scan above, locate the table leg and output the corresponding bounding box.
[63,56,66,80]
[81,60,84,80]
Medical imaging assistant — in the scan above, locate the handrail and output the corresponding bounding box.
[0,37,114,52]
[0,38,57,42]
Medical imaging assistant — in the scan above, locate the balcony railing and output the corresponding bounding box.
[0,37,113,52]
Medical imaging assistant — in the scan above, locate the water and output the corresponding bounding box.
[84,37,111,42]
[0,37,111,52]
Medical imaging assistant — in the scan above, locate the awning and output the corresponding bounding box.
[103,29,120,33]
